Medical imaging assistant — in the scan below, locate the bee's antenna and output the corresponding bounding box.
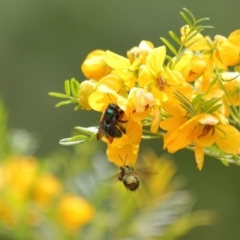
[119,155,128,165]
[107,93,114,103]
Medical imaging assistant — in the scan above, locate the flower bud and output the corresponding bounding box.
[78,80,97,110]
[81,50,111,81]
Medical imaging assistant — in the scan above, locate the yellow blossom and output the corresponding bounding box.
[107,144,139,166]
[58,194,94,232]
[180,25,210,51]
[3,156,38,200]
[213,34,240,69]
[105,50,141,89]
[33,174,63,206]
[127,40,154,64]
[221,72,240,106]
[228,29,240,50]
[161,112,240,170]
[81,50,111,81]
[78,80,97,110]
[0,200,17,229]
[174,53,212,82]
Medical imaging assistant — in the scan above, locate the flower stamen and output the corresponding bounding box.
[197,125,215,138]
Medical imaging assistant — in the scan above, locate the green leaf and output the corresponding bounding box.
[200,98,220,113]
[169,31,182,45]
[180,11,192,27]
[74,105,81,111]
[48,92,69,99]
[75,126,98,136]
[70,78,80,97]
[59,135,89,145]
[160,37,177,55]
[192,94,205,108]
[182,8,196,22]
[220,158,230,167]
[195,18,211,24]
[206,103,222,114]
[55,99,77,107]
[64,80,70,96]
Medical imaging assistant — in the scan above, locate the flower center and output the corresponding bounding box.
[156,77,168,91]
[197,125,215,138]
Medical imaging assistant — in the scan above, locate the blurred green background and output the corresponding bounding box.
[0,1,240,239]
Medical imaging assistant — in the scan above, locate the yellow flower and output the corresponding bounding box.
[161,112,240,170]
[213,34,240,69]
[105,50,142,89]
[221,72,240,106]
[3,156,38,200]
[138,46,185,104]
[107,144,139,166]
[228,29,240,51]
[58,194,94,232]
[127,40,154,64]
[33,174,63,206]
[88,74,126,112]
[0,200,17,229]
[81,50,111,81]
[174,53,212,83]
[180,25,210,51]
[78,80,97,110]
[141,150,177,198]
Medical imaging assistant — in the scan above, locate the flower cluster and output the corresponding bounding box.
[0,156,94,233]
[50,9,240,170]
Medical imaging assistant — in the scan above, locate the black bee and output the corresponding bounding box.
[97,103,127,143]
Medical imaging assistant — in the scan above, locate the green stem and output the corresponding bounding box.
[217,77,240,123]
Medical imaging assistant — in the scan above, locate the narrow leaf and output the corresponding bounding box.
[74,105,81,111]
[192,94,205,107]
[180,12,192,27]
[195,18,210,24]
[48,92,69,99]
[160,38,177,55]
[55,99,76,107]
[182,8,196,22]
[70,78,80,97]
[169,31,182,45]
[64,80,70,96]
[59,136,89,145]
[75,126,98,135]
[206,104,222,114]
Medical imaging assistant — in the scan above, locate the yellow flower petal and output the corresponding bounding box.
[107,144,139,166]
[81,50,111,81]
[146,46,166,77]
[105,50,131,69]
[215,125,240,154]
[194,144,204,170]
[228,29,240,50]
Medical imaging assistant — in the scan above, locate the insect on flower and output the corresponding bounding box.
[97,103,127,143]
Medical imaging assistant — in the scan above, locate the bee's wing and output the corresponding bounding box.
[101,173,120,184]
[97,117,106,140]
[135,168,158,176]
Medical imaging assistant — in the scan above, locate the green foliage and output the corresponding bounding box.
[0,98,11,159]
[59,126,98,146]
[48,78,80,110]
[160,8,213,66]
